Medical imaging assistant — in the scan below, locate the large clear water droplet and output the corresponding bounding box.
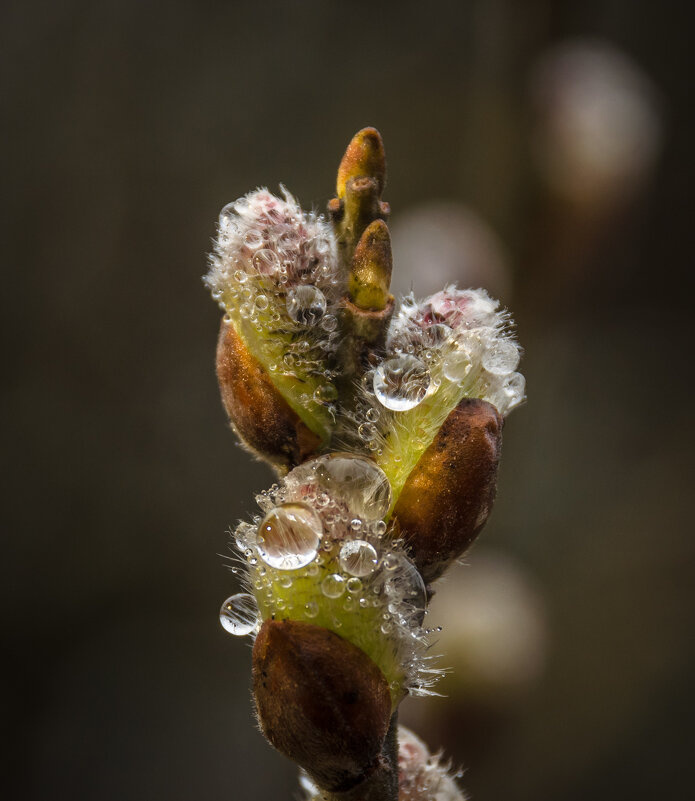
[442,343,473,383]
[257,503,323,570]
[312,453,391,520]
[482,339,520,376]
[374,355,431,411]
[286,285,327,325]
[339,540,379,577]
[219,593,259,636]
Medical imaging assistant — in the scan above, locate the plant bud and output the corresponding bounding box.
[336,127,386,199]
[397,726,465,801]
[216,320,321,471]
[349,219,393,312]
[391,398,502,583]
[253,619,391,792]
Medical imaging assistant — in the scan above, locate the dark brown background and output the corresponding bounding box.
[3,1,693,799]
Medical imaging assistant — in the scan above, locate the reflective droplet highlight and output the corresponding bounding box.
[374,355,431,411]
[257,503,322,570]
[321,573,346,598]
[286,285,327,325]
[312,453,391,520]
[442,345,473,383]
[219,593,259,636]
[339,540,379,577]
[482,339,520,376]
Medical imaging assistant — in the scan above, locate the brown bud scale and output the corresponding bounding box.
[391,398,503,583]
[253,619,392,793]
[216,320,321,472]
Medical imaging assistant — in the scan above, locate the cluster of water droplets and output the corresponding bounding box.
[343,287,524,464]
[219,452,441,696]
[205,187,343,416]
[383,287,523,415]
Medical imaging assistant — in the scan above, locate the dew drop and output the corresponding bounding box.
[346,577,363,594]
[320,314,338,332]
[358,423,377,442]
[219,593,259,636]
[286,285,327,325]
[493,371,526,415]
[243,229,264,250]
[257,503,322,570]
[365,407,380,423]
[321,573,346,599]
[424,323,453,348]
[385,556,427,625]
[374,355,431,411]
[313,383,338,403]
[310,453,392,520]
[252,248,281,275]
[339,540,379,577]
[482,339,520,376]
[304,601,319,618]
[442,344,473,383]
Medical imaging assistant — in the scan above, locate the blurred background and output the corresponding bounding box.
[3,1,694,799]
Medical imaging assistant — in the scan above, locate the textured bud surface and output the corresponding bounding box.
[206,188,343,453]
[253,619,391,792]
[228,453,441,701]
[216,321,321,469]
[392,398,503,583]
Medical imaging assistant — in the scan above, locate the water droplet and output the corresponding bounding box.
[320,314,338,332]
[424,323,453,348]
[358,423,377,441]
[219,593,259,636]
[313,384,338,403]
[252,248,281,275]
[321,573,346,598]
[385,556,427,625]
[350,518,362,531]
[365,407,380,423]
[243,229,264,250]
[346,577,363,594]
[309,454,391,520]
[286,285,327,325]
[219,201,239,223]
[304,601,319,618]
[442,344,474,383]
[254,294,269,311]
[374,355,431,411]
[339,540,379,577]
[492,371,526,415]
[482,339,520,376]
[257,503,322,570]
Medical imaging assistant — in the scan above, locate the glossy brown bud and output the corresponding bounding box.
[391,398,503,583]
[252,619,392,793]
[216,320,321,472]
